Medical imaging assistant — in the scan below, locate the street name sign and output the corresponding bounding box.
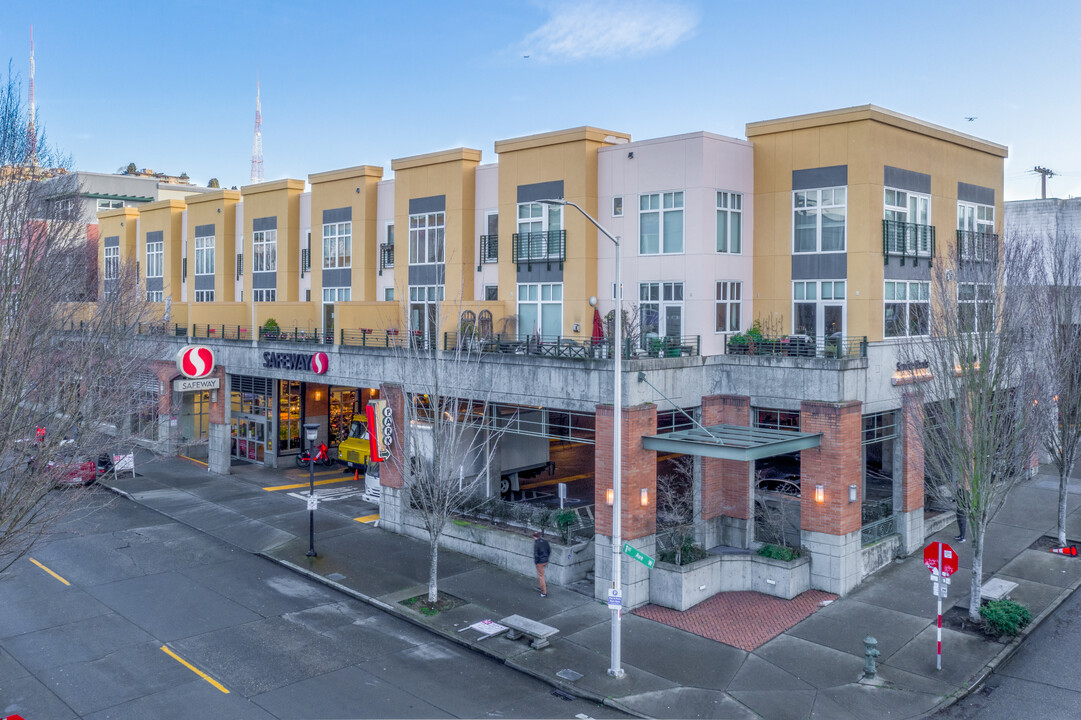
[621,542,655,569]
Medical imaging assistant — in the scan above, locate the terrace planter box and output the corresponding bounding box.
[650,551,811,610]
[649,555,721,611]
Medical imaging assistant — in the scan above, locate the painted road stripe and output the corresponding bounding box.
[28,558,70,586]
[161,646,229,694]
[354,514,380,524]
[264,478,357,492]
[180,455,209,467]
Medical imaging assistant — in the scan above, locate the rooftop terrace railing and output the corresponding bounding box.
[725,333,867,359]
[443,332,701,360]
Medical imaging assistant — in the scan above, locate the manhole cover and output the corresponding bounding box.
[556,669,583,682]
[327,573,346,581]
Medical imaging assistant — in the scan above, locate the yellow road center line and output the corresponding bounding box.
[180,455,209,467]
[161,645,229,693]
[263,477,357,492]
[29,558,70,586]
[354,514,380,523]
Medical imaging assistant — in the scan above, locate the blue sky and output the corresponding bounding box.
[4,1,1079,200]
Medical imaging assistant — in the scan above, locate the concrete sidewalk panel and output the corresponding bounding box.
[968,522,1046,575]
[543,601,614,637]
[788,599,929,662]
[753,634,865,689]
[887,625,999,687]
[997,549,1081,588]
[992,485,1080,531]
[991,576,1065,618]
[824,683,943,719]
[256,509,357,538]
[729,689,816,720]
[265,540,419,599]
[807,692,861,720]
[864,662,953,696]
[620,686,758,719]
[727,654,813,692]
[209,518,296,553]
[215,493,299,520]
[439,566,592,619]
[126,487,207,515]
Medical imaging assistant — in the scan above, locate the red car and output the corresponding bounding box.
[49,456,101,487]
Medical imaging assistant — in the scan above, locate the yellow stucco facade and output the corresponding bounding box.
[137,199,185,305]
[240,178,305,305]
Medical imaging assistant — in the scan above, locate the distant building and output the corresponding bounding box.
[1005,197,1081,240]
[42,170,212,226]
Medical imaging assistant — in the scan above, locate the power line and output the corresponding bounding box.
[1034,166,1055,199]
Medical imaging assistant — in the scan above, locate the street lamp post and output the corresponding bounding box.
[540,198,625,679]
[303,422,320,558]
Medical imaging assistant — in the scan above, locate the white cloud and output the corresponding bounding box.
[520,1,698,62]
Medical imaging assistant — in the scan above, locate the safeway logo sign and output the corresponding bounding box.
[311,352,328,375]
[176,345,215,379]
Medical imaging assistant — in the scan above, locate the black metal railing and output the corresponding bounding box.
[137,322,187,337]
[192,324,254,341]
[443,332,701,360]
[340,328,415,349]
[259,326,333,343]
[956,230,998,266]
[511,230,566,270]
[479,234,498,266]
[883,220,935,267]
[861,497,896,545]
[725,334,867,359]
[379,243,394,272]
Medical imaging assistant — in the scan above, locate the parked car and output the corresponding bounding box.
[50,453,113,488]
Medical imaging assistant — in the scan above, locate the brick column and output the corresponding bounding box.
[594,402,657,609]
[800,399,863,594]
[378,383,407,532]
[700,394,752,548]
[898,391,926,554]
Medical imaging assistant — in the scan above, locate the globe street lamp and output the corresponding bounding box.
[539,198,625,679]
[303,421,320,558]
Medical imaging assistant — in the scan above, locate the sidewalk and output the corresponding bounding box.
[102,456,1081,719]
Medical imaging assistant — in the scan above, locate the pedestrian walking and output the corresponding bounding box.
[533,531,551,597]
[954,487,967,543]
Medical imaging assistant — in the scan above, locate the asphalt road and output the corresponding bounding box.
[933,584,1081,720]
[0,487,626,719]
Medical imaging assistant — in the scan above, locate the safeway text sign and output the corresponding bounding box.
[923,542,959,577]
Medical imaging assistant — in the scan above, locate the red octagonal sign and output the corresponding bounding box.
[924,541,959,577]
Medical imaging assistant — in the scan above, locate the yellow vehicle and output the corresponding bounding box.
[337,414,372,471]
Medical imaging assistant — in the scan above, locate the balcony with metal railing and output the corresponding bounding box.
[479,234,498,266]
[379,243,394,273]
[956,230,998,267]
[725,333,867,359]
[443,331,700,360]
[511,230,565,271]
[882,219,935,267]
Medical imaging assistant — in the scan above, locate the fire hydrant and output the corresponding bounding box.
[863,636,880,679]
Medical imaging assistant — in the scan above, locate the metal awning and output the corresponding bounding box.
[642,424,822,461]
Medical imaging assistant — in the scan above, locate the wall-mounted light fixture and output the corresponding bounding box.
[815,484,825,503]
[849,484,858,503]
[606,488,614,506]
[640,488,649,506]
[314,390,322,401]
[573,323,581,333]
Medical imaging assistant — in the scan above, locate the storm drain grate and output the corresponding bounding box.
[556,669,583,682]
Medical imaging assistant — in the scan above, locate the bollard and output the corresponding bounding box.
[863,636,880,679]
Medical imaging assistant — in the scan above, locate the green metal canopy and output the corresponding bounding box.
[642,424,822,461]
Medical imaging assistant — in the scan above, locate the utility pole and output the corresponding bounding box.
[1034,166,1055,199]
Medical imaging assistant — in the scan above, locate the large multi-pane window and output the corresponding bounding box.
[958,283,993,332]
[884,188,932,256]
[147,291,163,302]
[794,187,846,253]
[639,191,684,254]
[104,246,119,280]
[409,212,445,265]
[252,289,276,302]
[146,237,163,279]
[716,281,742,332]
[517,283,563,338]
[793,280,845,337]
[516,202,562,260]
[884,281,929,337]
[322,222,351,269]
[958,202,995,261]
[716,192,742,253]
[97,199,123,212]
[194,233,215,275]
[194,289,215,303]
[323,287,350,303]
[640,282,684,339]
[253,229,277,272]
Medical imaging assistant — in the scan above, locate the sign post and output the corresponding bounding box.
[924,541,958,671]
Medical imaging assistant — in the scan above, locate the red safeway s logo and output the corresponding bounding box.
[310,352,328,374]
[177,345,215,379]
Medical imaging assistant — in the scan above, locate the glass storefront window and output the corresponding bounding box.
[329,387,359,446]
[279,380,303,452]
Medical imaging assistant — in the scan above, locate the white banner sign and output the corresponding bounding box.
[174,377,220,392]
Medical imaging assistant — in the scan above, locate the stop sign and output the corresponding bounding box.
[924,542,959,577]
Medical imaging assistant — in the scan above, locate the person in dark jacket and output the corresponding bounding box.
[533,531,551,597]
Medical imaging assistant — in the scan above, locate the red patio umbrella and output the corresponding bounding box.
[592,307,604,345]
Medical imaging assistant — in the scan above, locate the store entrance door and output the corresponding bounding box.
[179,390,210,459]
[329,387,359,447]
[230,376,273,464]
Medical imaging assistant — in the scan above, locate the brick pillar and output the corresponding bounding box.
[595,402,657,609]
[898,392,926,554]
[378,383,406,532]
[800,400,863,594]
[700,394,752,548]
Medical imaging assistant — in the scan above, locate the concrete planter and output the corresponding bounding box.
[650,551,812,609]
[746,552,811,599]
[649,555,721,611]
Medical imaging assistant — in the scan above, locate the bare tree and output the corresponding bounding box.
[656,456,697,565]
[0,65,161,573]
[1026,228,1081,546]
[899,236,1042,620]
[385,301,508,603]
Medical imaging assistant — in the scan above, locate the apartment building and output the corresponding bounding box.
[95,105,1006,601]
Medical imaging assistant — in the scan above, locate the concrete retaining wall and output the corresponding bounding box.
[860,534,901,578]
[649,551,811,610]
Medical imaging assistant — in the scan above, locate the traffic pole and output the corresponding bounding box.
[936,542,943,671]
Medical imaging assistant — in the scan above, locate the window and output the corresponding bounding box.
[715,281,742,332]
[639,191,684,254]
[409,284,444,344]
[958,283,993,332]
[194,233,215,275]
[516,202,562,261]
[884,281,929,337]
[386,223,395,245]
[322,221,351,269]
[146,290,163,302]
[253,229,277,272]
[146,237,163,279]
[322,287,350,303]
[195,289,215,303]
[612,196,623,217]
[484,285,498,301]
[793,187,846,253]
[252,288,276,303]
[793,280,845,337]
[716,192,742,253]
[384,287,394,301]
[97,199,123,211]
[104,246,119,281]
[481,211,498,263]
[409,212,445,265]
[640,281,684,340]
[884,188,932,256]
[958,202,995,261]
[517,282,562,338]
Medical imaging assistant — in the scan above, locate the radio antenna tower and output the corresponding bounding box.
[26,25,37,165]
[249,78,263,183]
